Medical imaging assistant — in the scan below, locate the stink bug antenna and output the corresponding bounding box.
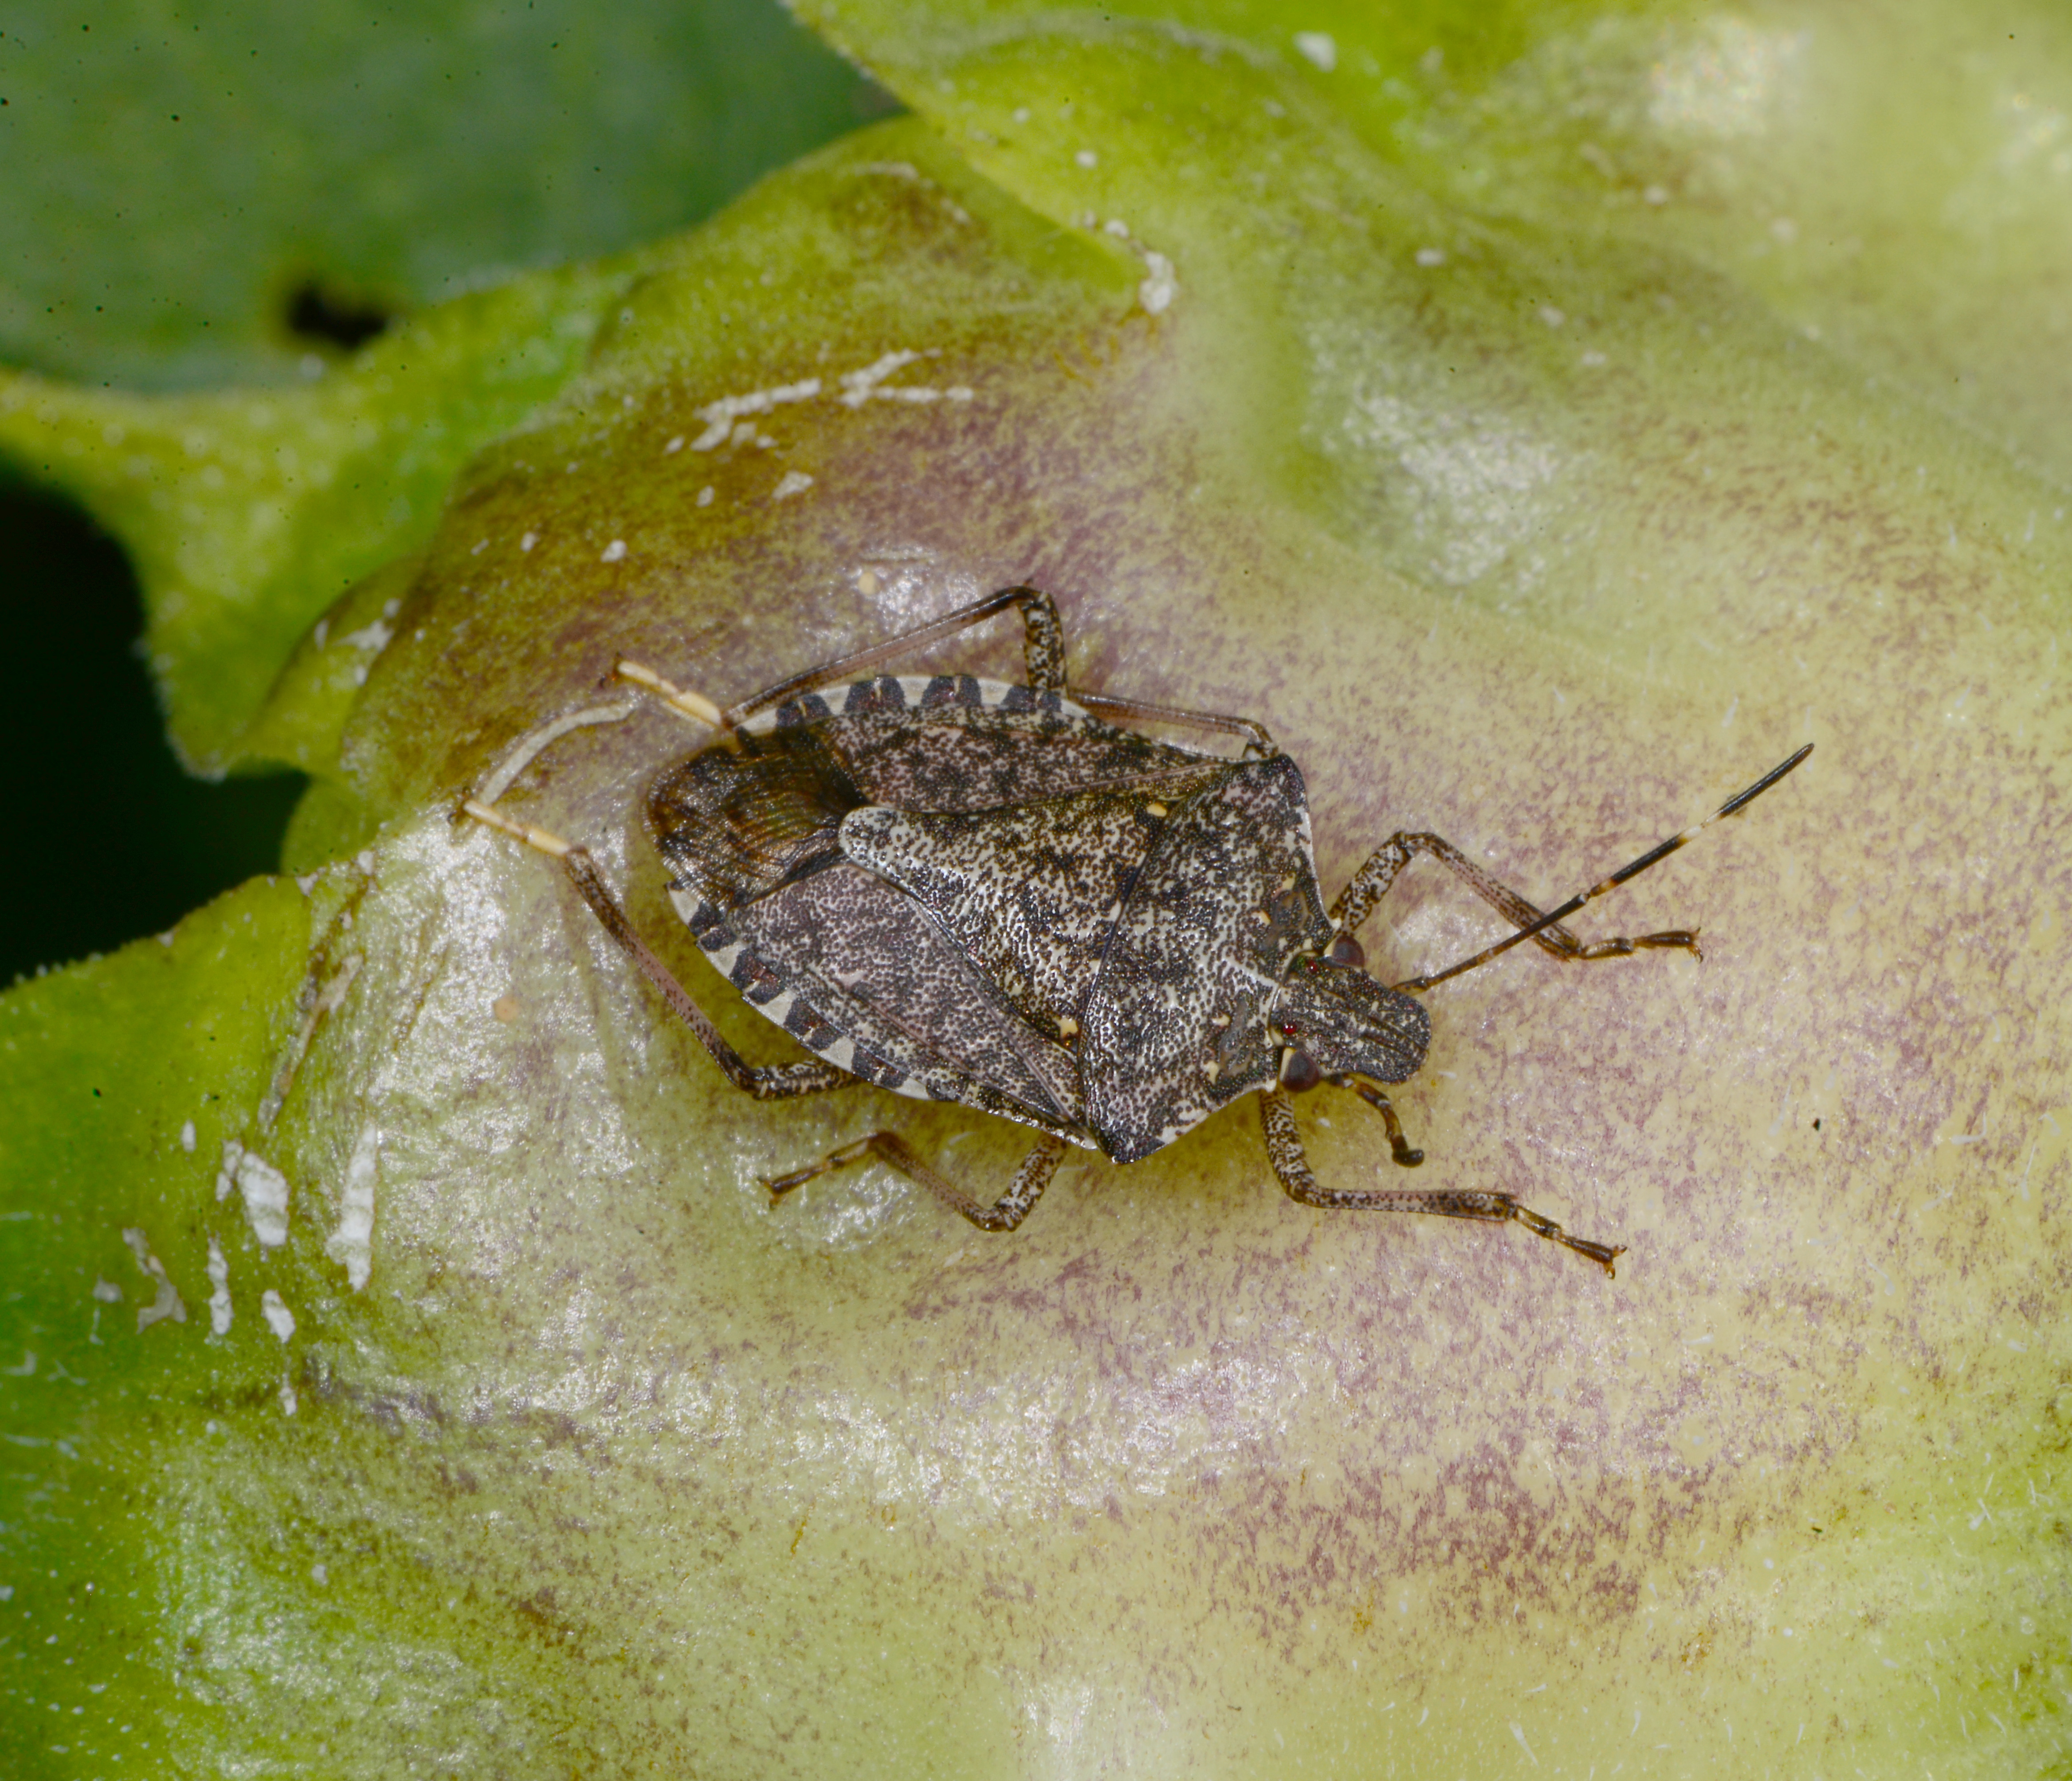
[1394,745,1812,995]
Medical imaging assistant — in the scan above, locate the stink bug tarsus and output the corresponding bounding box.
[464,586,1809,1275]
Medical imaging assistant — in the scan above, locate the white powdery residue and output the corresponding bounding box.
[326,1125,379,1291]
[1415,246,1446,267]
[340,616,394,655]
[179,1120,196,1154]
[695,485,715,507]
[1074,148,1098,169]
[214,1138,243,1203]
[600,539,628,563]
[1295,31,1338,72]
[663,435,685,454]
[1649,19,1807,139]
[520,531,538,551]
[690,377,822,449]
[205,1237,232,1335]
[279,1372,298,1416]
[260,1289,296,1343]
[120,1228,186,1332]
[1138,250,1178,316]
[945,387,973,402]
[312,618,329,649]
[772,471,815,500]
[1342,390,1560,585]
[836,350,923,408]
[1103,218,1130,239]
[235,1151,291,1248]
[1539,304,1567,328]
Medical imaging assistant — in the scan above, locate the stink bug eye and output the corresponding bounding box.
[461,583,1808,1279]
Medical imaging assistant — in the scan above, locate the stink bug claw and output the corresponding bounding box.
[471,585,1805,1275]
[1506,1202,1628,1278]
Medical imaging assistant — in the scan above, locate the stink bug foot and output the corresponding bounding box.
[461,585,1809,1275]
[767,1130,1067,1232]
[1260,1087,1626,1276]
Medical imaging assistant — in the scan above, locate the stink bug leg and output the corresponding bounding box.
[767,1130,1067,1232]
[1259,1087,1626,1276]
[730,583,1073,714]
[1328,832,1703,976]
[1357,748,1814,995]
[461,799,855,1102]
[1329,1075,1424,1168]
[725,583,1275,749]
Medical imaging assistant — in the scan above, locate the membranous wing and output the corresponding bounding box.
[646,675,1232,1144]
[1082,756,1332,1162]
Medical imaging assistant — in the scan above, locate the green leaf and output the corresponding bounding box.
[0,0,886,388]
[0,875,322,1777]
[0,259,640,776]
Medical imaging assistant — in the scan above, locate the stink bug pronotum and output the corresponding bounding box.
[464,586,1809,1274]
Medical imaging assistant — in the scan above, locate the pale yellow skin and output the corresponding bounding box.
[3,14,2065,1776]
[265,112,2067,1772]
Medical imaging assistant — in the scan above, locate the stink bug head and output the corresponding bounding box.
[1274,955,1430,1088]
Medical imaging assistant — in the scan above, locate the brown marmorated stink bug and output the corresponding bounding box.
[464,586,1809,1274]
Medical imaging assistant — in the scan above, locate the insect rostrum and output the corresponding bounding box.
[466,586,1809,1275]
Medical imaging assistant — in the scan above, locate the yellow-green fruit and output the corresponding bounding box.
[2,10,2067,1779]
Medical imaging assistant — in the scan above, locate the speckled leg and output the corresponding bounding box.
[1328,832,1698,968]
[766,1131,1066,1232]
[463,795,852,1098]
[1073,689,1276,756]
[730,585,1071,720]
[1259,1088,1625,1275]
[557,849,855,1100]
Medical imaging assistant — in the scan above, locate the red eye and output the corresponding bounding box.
[1280,1022,1299,1037]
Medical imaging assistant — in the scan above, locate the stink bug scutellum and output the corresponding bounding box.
[464,586,1809,1274]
